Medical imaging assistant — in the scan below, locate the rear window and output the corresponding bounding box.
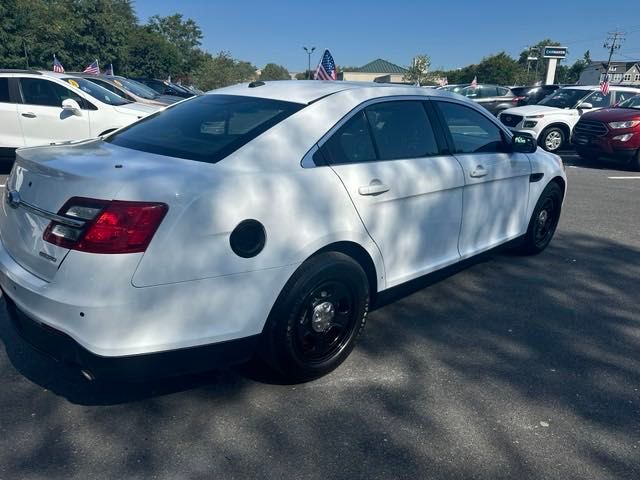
[0,78,10,102]
[107,95,304,163]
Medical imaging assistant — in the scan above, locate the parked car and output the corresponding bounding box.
[0,82,566,383]
[0,69,160,164]
[458,84,518,115]
[572,94,640,170]
[437,84,469,94]
[132,78,195,98]
[498,85,640,152]
[75,74,182,106]
[510,84,562,106]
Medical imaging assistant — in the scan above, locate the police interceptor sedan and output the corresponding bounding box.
[0,81,566,382]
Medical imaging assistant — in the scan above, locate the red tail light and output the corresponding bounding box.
[44,197,168,254]
[512,96,526,103]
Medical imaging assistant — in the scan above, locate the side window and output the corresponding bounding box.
[0,78,10,103]
[21,78,85,108]
[92,79,120,95]
[497,87,510,96]
[364,101,438,160]
[584,91,611,108]
[615,91,638,104]
[437,101,505,154]
[482,86,498,97]
[323,111,377,165]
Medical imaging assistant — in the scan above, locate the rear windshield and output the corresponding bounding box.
[107,94,304,163]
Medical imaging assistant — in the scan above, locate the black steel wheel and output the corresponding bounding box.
[517,182,563,255]
[259,252,369,382]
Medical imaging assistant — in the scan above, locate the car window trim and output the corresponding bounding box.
[17,77,95,110]
[303,95,450,168]
[431,98,514,156]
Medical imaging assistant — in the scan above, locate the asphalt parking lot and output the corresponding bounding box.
[0,153,638,480]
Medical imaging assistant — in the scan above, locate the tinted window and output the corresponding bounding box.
[63,78,129,105]
[482,86,498,97]
[615,91,638,104]
[539,88,590,108]
[583,90,611,108]
[323,111,377,164]
[437,101,505,154]
[0,78,10,103]
[497,87,510,96]
[89,79,122,95]
[107,95,303,163]
[20,78,85,107]
[364,101,438,160]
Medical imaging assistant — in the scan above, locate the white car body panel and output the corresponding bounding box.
[0,81,567,359]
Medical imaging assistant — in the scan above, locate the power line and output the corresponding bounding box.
[603,31,625,77]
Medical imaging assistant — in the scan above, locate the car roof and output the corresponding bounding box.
[210,80,458,104]
[561,85,640,92]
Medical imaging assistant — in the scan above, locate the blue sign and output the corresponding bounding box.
[543,47,568,59]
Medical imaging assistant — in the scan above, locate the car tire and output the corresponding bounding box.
[516,182,563,255]
[258,252,370,382]
[539,127,565,152]
[633,149,640,172]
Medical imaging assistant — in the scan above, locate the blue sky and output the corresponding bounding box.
[133,0,640,71]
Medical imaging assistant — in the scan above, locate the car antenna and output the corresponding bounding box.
[248,81,265,88]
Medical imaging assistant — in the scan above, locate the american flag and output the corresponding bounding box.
[600,75,610,96]
[104,63,114,76]
[314,49,337,80]
[471,76,478,88]
[52,55,64,73]
[83,60,100,75]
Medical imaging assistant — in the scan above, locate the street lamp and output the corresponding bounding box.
[303,46,315,80]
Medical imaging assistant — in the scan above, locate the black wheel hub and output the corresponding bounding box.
[294,280,357,362]
[534,197,557,247]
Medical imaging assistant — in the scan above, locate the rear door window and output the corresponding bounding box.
[615,91,638,104]
[107,94,304,163]
[364,101,439,160]
[583,90,611,108]
[323,111,377,164]
[0,78,10,103]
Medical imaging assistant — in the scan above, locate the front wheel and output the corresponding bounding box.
[540,127,565,152]
[517,182,563,255]
[633,150,640,172]
[259,252,370,382]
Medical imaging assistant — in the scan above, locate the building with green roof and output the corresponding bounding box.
[341,58,409,83]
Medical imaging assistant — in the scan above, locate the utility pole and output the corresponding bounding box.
[303,46,315,80]
[603,31,625,83]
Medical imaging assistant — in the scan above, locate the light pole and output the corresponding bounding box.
[303,46,315,79]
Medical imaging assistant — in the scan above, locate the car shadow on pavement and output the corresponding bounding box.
[0,231,638,478]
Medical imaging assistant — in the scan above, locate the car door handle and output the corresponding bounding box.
[470,165,488,178]
[21,112,37,118]
[358,181,390,196]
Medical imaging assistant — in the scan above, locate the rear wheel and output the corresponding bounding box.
[540,127,565,152]
[259,252,369,382]
[517,182,563,255]
[633,150,640,172]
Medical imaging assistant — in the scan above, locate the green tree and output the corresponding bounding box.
[475,52,523,85]
[260,63,290,81]
[193,51,256,90]
[403,54,431,85]
[125,26,181,77]
[147,14,204,78]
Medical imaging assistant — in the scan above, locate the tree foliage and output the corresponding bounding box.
[0,0,256,88]
[403,54,431,85]
[260,63,290,81]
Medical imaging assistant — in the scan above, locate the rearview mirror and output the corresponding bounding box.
[578,102,593,110]
[62,98,82,116]
[512,133,537,153]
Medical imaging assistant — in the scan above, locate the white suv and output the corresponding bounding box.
[0,69,161,162]
[498,85,640,152]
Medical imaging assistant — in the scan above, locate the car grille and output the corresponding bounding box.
[500,114,523,128]
[574,120,608,137]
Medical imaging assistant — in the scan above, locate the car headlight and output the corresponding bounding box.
[523,121,538,128]
[612,133,634,142]
[526,114,545,119]
[608,120,640,129]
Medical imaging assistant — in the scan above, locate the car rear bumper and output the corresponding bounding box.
[3,294,259,380]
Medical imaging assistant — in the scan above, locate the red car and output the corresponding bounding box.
[573,95,640,170]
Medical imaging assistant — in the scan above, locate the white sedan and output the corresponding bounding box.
[0,81,566,382]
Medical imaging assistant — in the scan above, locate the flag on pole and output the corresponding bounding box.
[471,76,478,88]
[104,63,114,76]
[314,49,337,80]
[83,59,100,75]
[52,55,65,73]
[438,77,448,87]
[600,75,610,96]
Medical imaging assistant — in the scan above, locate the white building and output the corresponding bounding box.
[578,61,640,85]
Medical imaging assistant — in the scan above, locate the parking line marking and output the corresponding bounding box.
[608,176,640,180]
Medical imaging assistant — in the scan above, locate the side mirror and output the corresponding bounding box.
[578,102,593,110]
[62,98,82,116]
[511,133,537,153]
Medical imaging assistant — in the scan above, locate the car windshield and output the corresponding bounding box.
[539,88,589,108]
[112,77,159,99]
[617,95,640,109]
[107,94,304,163]
[63,77,130,105]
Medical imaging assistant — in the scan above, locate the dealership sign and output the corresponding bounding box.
[543,47,568,59]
